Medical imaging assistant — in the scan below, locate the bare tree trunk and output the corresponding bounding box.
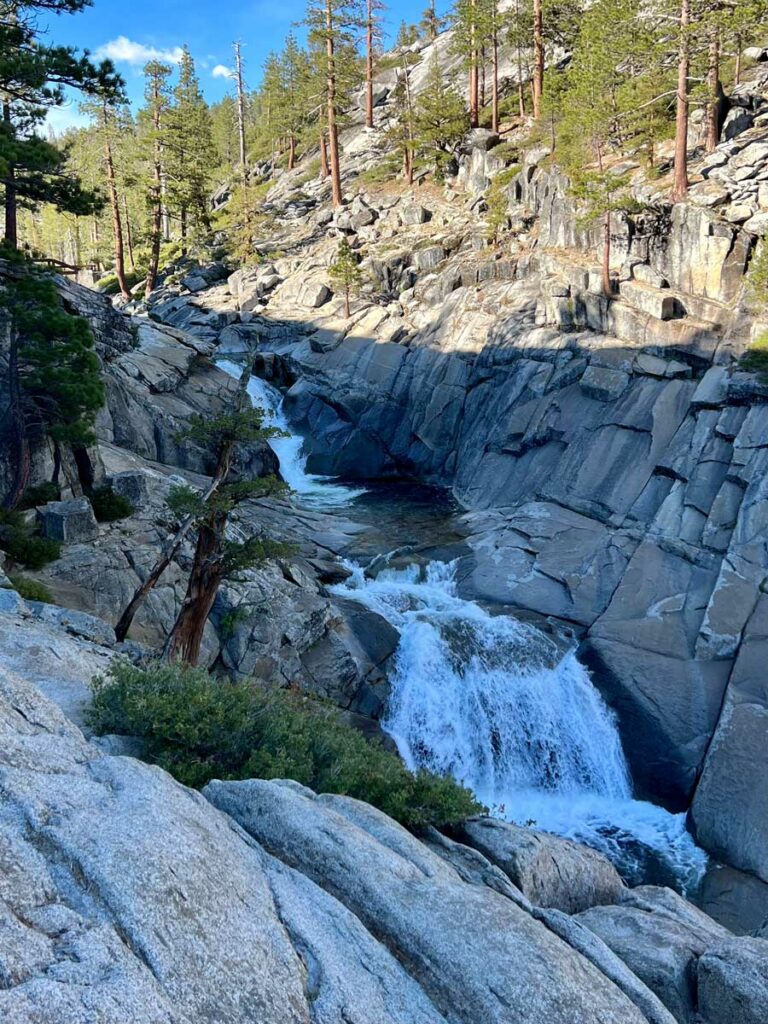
[705,29,720,155]
[288,135,296,171]
[403,57,415,184]
[164,516,225,667]
[114,437,236,642]
[3,101,18,249]
[344,284,350,318]
[469,1,479,128]
[145,74,164,299]
[672,0,690,202]
[123,195,135,271]
[326,0,343,207]
[102,107,130,301]
[235,41,247,173]
[366,0,374,129]
[735,34,742,86]
[491,24,499,134]
[532,0,544,120]
[602,211,612,298]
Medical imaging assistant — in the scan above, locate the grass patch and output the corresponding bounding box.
[89,661,485,828]
[9,575,53,603]
[740,333,768,380]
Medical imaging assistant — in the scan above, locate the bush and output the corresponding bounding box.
[0,512,61,570]
[9,575,53,603]
[90,486,134,523]
[18,482,61,509]
[89,661,485,828]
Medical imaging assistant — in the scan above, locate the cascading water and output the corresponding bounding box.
[219,358,707,892]
[331,560,708,892]
[218,359,365,508]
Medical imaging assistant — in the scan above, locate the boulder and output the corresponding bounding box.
[38,498,98,544]
[697,937,768,1024]
[576,887,729,1023]
[399,201,431,226]
[742,211,768,235]
[456,817,625,913]
[106,470,150,509]
[205,779,654,1024]
[619,280,683,320]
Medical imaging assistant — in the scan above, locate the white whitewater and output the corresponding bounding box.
[218,359,365,508]
[331,560,708,891]
[219,359,706,890]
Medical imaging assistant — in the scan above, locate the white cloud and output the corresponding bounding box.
[45,104,90,136]
[212,64,234,79]
[95,36,184,67]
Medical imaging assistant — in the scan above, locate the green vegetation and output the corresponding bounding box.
[0,510,61,571]
[88,660,485,827]
[9,575,53,604]
[329,238,364,317]
[90,487,134,523]
[740,333,768,380]
[18,483,61,510]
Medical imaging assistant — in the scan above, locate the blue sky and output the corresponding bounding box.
[41,0,450,133]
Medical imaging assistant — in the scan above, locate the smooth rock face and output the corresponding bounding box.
[690,594,768,883]
[697,937,768,1024]
[0,667,309,1024]
[205,779,653,1024]
[456,817,625,914]
[576,887,729,1023]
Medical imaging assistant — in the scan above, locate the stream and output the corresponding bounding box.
[220,359,708,893]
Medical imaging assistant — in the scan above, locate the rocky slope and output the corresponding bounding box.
[2,616,767,1024]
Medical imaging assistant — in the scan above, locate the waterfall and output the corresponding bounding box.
[219,358,707,891]
[332,560,708,891]
[218,360,364,508]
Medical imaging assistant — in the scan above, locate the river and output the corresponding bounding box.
[220,359,708,893]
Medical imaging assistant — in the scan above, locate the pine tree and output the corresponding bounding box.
[304,0,364,206]
[329,237,363,316]
[165,47,213,254]
[0,253,104,507]
[141,60,171,297]
[414,55,469,178]
[387,50,420,183]
[557,0,646,294]
[162,409,288,666]
[364,0,386,130]
[420,1,444,40]
[451,0,485,128]
[1,0,122,249]
[81,94,132,298]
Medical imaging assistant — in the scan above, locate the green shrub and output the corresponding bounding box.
[9,575,53,603]
[90,486,134,523]
[0,512,61,570]
[18,482,61,509]
[89,661,485,828]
